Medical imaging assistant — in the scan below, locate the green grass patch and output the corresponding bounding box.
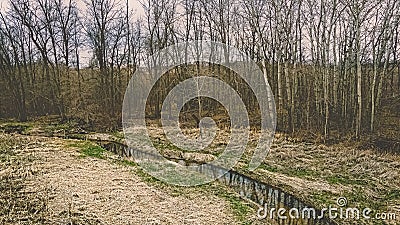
[258,164,278,172]
[111,131,124,141]
[258,163,319,179]
[216,192,252,223]
[326,174,367,185]
[81,145,105,159]
[288,168,319,178]
[344,187,384,210]
[0,122,33,134]
[384,189,400,201]
[153,140,182,152]
[228,198,252,224]
[120,159,137,167]
[311,191,337,206]
[69,141,106,159]
[42,122,74,135]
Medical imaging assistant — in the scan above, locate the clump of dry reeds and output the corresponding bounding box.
[0,135,48,224]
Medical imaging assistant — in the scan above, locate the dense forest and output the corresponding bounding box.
[0,0,399,140]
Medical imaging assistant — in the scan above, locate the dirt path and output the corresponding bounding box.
[1,134,240,225]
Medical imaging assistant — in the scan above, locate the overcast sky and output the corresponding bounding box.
[0,0,145,17]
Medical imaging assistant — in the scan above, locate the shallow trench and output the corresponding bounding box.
[98,139,337,225]
[1,126,338,224]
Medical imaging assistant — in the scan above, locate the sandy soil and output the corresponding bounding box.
[3,135,237,225]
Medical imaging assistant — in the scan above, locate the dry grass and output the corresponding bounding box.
[245,135,400,225]
[0,134,253,224]
[0,135,49,224]
[3,120,399,224]
[139,125,400,224]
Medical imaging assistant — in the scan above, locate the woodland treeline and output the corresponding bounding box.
[0,0,399,138]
